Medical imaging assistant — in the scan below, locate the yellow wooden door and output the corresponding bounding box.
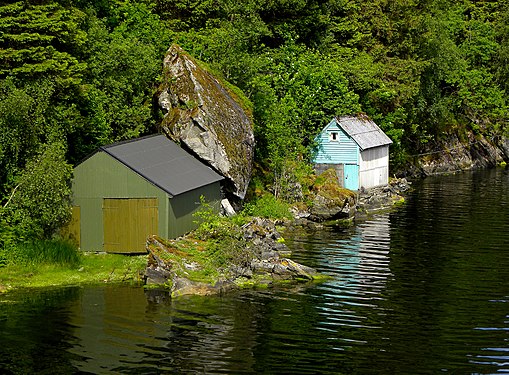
[103,198,158,253]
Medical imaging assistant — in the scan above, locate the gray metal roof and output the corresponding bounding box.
[335,115,393,151]
[101,134,224,197]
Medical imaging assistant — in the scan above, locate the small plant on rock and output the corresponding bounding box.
[193,196,250,270]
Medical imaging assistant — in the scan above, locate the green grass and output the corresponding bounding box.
[15,239,82,267]
[148,237,222,284]
[241,194,291,220]
[0,252,147,292]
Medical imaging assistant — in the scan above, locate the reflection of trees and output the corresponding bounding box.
[374,169,509,374]
[69,286,264,373]
[145,293,262,373]
[0,288,81,374]
[69,286,150,373]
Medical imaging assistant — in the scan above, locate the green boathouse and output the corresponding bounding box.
[70,134,224,253]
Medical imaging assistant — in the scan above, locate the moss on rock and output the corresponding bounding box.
[158,44,255,199]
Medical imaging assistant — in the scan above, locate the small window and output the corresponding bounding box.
[329,132,339,142]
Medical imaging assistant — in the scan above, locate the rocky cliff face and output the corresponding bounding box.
[158,44,255,199]
[406,133,509,177]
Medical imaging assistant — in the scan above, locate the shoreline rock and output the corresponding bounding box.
[144,218,322,297]
[286,177,411,231]
[354,178,411,219]
[399,133,509,178]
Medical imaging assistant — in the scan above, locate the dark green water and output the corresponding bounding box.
[1,168,508,374]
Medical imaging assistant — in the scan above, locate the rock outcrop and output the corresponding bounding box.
[307,169,356,221]
[355,178,410,219]
[144,218,320,297]
[285,176,411,231]
[158,44,255,199]
[405,133,508,177]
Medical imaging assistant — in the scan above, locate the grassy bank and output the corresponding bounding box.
[0,239,147,293]
[0,194,314,294]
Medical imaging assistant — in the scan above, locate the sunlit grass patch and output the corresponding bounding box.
[0,253,147,291]
[8,238,82,268]
[241,194,291,220]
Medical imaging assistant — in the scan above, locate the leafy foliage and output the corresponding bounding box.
[5,239,81,268]
[192,197,249,269]
[0,1,87,83]
[242,194,291,220]
[3,142,72,239]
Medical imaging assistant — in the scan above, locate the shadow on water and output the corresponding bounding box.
[0,287,84,374]
[1,168,508,374]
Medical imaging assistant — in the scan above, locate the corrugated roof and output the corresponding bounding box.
[335,115,393,151]
[101,134,224,197]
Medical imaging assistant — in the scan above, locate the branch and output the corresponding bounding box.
[3,184,20,209]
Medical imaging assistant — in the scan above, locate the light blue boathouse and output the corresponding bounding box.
[313,115,393,191]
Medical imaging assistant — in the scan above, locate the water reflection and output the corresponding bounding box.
[66,287,263,374]
[0,288,83,374]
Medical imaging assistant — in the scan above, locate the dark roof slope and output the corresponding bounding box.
[336,115,393,151]
[101,134,224,197]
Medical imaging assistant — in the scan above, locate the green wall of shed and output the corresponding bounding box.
[72,151,222,252]
[167,182,222,239]
[73,152,169,252]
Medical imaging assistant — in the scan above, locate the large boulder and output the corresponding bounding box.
[158,44,255,199]
[308,169,356,221]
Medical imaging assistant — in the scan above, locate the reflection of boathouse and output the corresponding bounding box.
[313,115,393,191]
[333,214,393,294]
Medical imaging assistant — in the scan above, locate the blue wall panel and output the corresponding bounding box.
[313,119,359,164]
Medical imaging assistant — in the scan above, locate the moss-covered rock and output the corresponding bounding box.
[144,216,324,297]
[158,44,255,199]
[308,169,356,221]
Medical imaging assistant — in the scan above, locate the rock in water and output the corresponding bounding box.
[158,44,255,199]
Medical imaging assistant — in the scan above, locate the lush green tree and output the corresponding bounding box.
[494,4,509,99]
[1,0,508,216]
[2,142,72,239]
[0,79,56,196]
[79,1,170,142]
[0,1,87,84]
[243,42,361,197]
[412,0,508,144]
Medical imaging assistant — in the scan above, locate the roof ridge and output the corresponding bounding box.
[100,133,163,150]
[98,134,223,197]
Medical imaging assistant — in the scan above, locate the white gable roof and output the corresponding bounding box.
[334,115,392,151]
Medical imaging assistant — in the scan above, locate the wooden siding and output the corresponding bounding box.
[73,152,169,252]
[359,146,390,189]
[103,198,158,253]
[167,182,222,239]
[61,206,81,247]
[313,120,359,164]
